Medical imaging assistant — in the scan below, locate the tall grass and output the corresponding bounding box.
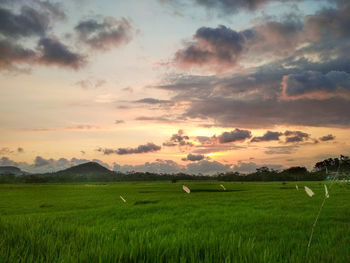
[0,181,349,262]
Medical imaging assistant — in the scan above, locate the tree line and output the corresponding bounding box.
[0,155,349,184]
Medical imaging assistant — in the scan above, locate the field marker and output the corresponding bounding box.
[296,184,299,190]
[220,184,226,190]
[182,185,190,194]
[120,195,126,202]
[324,185,329,198]
[307,158,341,255]
[304,186,314,197]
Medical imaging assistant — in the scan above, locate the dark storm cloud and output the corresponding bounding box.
[0,1,83,71]
[75,17,132,50]
[251,131,282,142]
[98,143,161,155]
[282,71,350,99]
[217,129,252,143]
[174,25,255,69]
[38,37,85,69]
[155,41,350,127]
[305,3,350,41]
[181,153,205,161]
[0,6,49,38]
[172,15,304,71]
[170,1,350,73]
[319,134,335,141]
[183,97,350,128]
[0,2,132,71]
[158,53,350,128]
[284,130,310,143]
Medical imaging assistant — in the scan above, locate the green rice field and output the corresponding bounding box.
[0,181,349,262]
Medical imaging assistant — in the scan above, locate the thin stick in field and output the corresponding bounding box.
[307,157,341,254]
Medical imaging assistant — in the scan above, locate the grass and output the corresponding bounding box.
[0,181,349,262]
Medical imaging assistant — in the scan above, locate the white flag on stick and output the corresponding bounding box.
[324,185,329,198]
[182,185,190,194]
[304,186,314,197]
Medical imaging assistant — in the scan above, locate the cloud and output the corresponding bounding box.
[233,161,283,173]
[284,130,310,143]
[0,156,111,173]
[319,134,335,141]
[75,17,132,50]
[194,0,273,13]
[264,145,299,155]
[0,147,12,155]
[115,159,232,175]
[195,136,211,144]
[281,71,350,99]
[37,37,86,69]
[172,15,304,72]
[161,0,297,15]
[181,153,205,161]
[181,96,350,128]
[163,129,193,147]
[34,156,50,167]
[17,147,24,153]
[0,6,49,38]
[186,160,232,175]
[98,142,161,155]
[251,131,282,142]
[305,3,350,41]
[216,128,252,143]
[75,78,106,89]
[134,98,171,104]
[192,145,245,154]
[0,37,85,71]
[33,0,66,21]
[174,25,254,70]
[0,40,36,70]
[114,159,183,174]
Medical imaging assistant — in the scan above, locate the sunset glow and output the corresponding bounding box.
[1,0,349,174]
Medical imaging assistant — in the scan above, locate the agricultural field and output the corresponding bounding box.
[0,181,349,263]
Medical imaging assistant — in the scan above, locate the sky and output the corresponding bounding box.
[0,0,349,174]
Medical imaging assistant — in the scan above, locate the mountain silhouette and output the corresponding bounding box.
[0,166,25,175]
[55,162,113,176]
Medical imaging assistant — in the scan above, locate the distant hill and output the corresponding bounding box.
[55,162,113,176]
[0,166,24,175]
